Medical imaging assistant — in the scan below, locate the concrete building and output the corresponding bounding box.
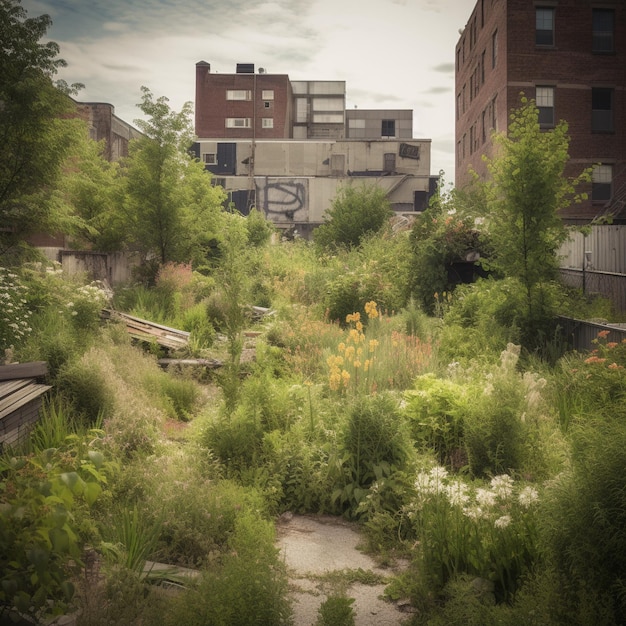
[194,62,437,235]
[455,0,626,223]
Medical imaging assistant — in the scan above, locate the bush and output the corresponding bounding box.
[164,511,292,625]
[314,184,392,252]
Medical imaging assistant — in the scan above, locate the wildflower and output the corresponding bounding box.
[475,488,497,509]
[598,330,610,339]
[368,339,379,352]
[490,475,514,499]
[607,342,618,349]
[494,515,512,529]
[338,342,346,353]
[463,505,485,520]
[341,370,351,387]
[518,486,539,508]
[608,363,623,370]
[430,466,448,484]
[353,359,361,369]
[355,321,363,332]
[584,355,606,364]
[364,301,379,319]
[446,480,470,507]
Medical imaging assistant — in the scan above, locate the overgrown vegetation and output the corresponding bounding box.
[1,3,625,623]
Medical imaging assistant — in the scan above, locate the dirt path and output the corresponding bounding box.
[276,514,411,626]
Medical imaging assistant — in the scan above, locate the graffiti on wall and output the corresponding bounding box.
[257,178,309,222]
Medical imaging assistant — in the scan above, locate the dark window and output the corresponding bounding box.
[492,30,498,68]
[593,9,614,53]
[592,88,614,132]
[383,153,396,173]
[381,119,395,137]
[592,164,613,202]
[536,8,555,46]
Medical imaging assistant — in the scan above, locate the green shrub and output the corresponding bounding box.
[331,394,414,516]
[404,374,468,470]
[164,511,292,625]
[316,595,356,626]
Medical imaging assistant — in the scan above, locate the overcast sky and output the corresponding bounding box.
[22,0,475,181]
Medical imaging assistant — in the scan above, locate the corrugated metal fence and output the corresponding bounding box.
[559,225,626,312]
[557,316,626,353]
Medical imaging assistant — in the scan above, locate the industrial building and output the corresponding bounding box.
[193,62,437,235]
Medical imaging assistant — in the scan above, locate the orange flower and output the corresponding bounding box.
[598,330,610,339]
[608,363,624,370]
[607,342,618,349]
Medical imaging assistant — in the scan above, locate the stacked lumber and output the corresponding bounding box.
[102,309,189,351]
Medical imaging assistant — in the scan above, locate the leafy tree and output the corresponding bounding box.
[314,184,392,252]
[62,137,126,251]
[409,175,485,314]
[478,96,589,344]
[122,87,225,266]
[0,0,85,258]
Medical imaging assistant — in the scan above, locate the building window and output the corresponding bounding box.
[482,110,487,143]
[492,30,498,68]
[481,50,486,84]
[536,8,555,46]
[593,9,614,53]
[456,93,461,120]
[261,90,274,100]
[381,120,395,137]
[226,118,251,128]
[491,95,497,130]
[261,118,273,129]
[202,153,217,165]
[592,164,613,202]
[226,90,251,100]
[536,86,555,127]
[592,88,614,132]
[264,101,271,108]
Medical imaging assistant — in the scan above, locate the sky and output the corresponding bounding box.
[22,0,476,181]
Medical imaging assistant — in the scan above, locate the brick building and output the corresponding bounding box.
[455,0,626,223]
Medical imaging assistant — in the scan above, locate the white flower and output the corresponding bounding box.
[463,505,485,520]
[446,480,470,507]
[518,486,539,508]
[475,487,497,508]
[490,475,514,499]
[429,466,448,482]
[494,515,512,529]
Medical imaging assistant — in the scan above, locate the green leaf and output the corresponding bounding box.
[87,450,104,469]
[83,481,102,506]
[49,527,70,553]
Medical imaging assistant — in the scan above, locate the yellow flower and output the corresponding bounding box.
[353,360,361,369]
[355,320,363,331]
[341,370,351,387]
[338,342,346,353]
[364,359,370,372]
[364,301,379,319]
[368,339,379,352]
[345,345,355,360]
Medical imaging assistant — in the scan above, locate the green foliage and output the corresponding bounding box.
[0,266,33,356]
[407,467,540,602]
[0,0,85,257]
[409,183,485,314]
[314,184,393,252]
[404,374,468,470]
[121,87,225,265]
[331,394,414,516]
[164,511,292,626]
[540,416,626,625]
[477,96,591,348]
[316,595,356,626]
[0,435,115,622]
[245,207,274,247]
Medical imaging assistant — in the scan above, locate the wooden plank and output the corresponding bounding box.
[102,309,190,350]
[0,383,51,420]
[0,362,47,381]
[158,358,223,369]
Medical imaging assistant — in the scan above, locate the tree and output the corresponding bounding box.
[62,137,126,252]
[314,184,393,252]
[0,0,85,258]
[122,87,225,268]
[478,96,589,343]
